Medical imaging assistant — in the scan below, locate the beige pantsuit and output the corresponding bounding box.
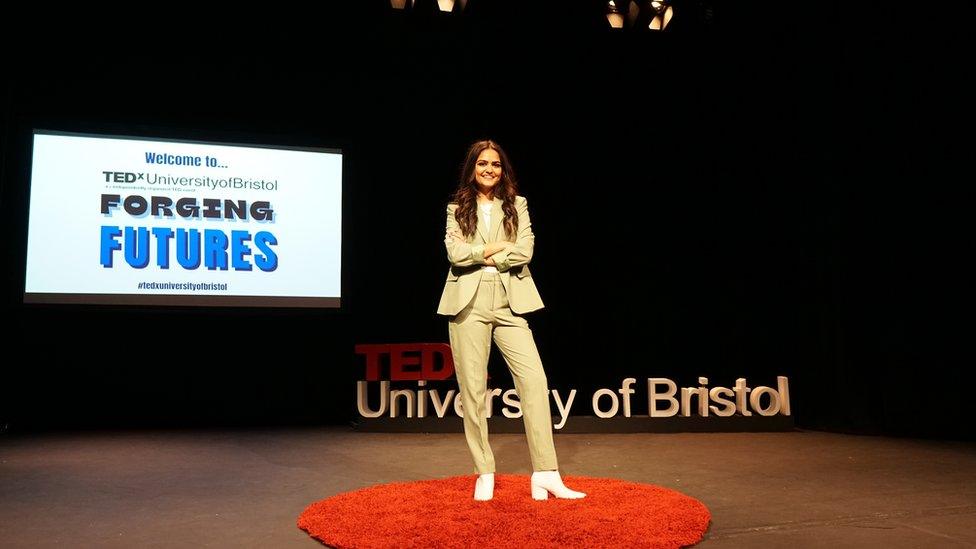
[437,195,558,474]
[448,271,558,474]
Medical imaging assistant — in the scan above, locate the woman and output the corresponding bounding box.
[437,139,585,502]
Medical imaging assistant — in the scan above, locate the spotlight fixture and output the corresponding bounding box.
[606,1,624,29]
[606,0,676,31]
[390,0,466,14]
[626,0,641,27]
[648,0,674,30]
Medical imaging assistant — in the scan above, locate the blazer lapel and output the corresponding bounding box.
[474,197,505,243]
[476,203,489,243]
[488,197,504,241]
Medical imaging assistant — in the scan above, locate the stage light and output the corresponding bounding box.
[649,1,674,30]
[606,1,624,28]
[626,0,641,27]
[437,0,455,12]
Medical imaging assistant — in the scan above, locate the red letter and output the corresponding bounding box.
[419,343,454,380]
[354,344,390,381]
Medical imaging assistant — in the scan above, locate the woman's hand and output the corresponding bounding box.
[448,228,512,262]
[485,244,512,266]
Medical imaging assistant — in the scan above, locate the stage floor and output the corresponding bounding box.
[2,427,974,548]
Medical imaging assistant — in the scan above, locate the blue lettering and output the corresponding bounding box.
[176,229,201,269]
[254,231,278,272]
[231,231,253,271]
[152,227,174,269]
[100,226,275,272]
[124,227,150,268]
[204,229,229,270]
[100,226,122,267]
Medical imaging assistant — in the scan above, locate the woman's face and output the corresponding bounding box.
[474,148,503,190]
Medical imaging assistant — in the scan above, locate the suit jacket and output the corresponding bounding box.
[436,195,545,316]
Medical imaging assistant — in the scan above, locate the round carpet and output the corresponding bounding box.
[298,474,711,548]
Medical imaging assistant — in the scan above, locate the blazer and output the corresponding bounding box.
[436,195,545,316]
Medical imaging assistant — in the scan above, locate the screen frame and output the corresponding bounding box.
[23,128,344,309]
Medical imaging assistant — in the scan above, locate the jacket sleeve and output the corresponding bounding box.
[445,203,487,267]
[490,196,533,273]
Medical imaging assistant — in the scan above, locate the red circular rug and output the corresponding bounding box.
[298,474,711,548]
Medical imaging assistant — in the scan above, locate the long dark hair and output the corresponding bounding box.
[451,139,519,239]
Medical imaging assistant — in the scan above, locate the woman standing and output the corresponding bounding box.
[437,139,585,502]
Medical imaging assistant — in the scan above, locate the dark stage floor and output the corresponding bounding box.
[2,427,974,548]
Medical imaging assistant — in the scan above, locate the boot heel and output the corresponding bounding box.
[531,484,549,500]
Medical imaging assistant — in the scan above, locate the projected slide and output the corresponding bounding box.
[25,130,342,307]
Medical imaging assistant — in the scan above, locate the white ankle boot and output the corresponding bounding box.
[531,470,585,500]
[474,473,494,501]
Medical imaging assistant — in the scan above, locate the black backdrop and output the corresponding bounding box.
[1,2,969,439]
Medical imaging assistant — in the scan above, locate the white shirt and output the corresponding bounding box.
[479,202,498,273]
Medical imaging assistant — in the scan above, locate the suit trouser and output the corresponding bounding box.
[447,270,558,474]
